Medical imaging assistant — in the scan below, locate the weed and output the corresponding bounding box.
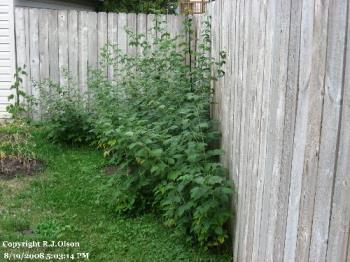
[6,66,35,120]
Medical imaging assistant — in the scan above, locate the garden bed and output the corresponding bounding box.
[0,122,42,179]
[0,156,43,179]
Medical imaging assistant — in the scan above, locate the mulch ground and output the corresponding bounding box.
[0,156,44,179]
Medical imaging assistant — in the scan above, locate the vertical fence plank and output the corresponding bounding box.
[147,14,156,50]
[210,0,219,118]
[159,14,167,38]
[166,14,176,40]
[241,0,254,257]
[283,0,315,260]
[58,10,68,86]
[244,0,258,257]
[78,11,88,92]
[175,15,185,51]
[39,9,49,81]
[273,0,302,260]
[237,0,250,259]
[127,13,137,56]
[87,11,98,72]
[28,8,40,119]
[107,12,118,80]
[245,0,265,259]
[312,0,348,261]
[231,0,240,258]
[254,0,274,259]
[23,8,31,96]
[108,13,118,44]
[68,10,78,85]
[294,0,329,261]
[330,45,350,262]
[98,12,108,53]
[222,0,230,167]
[189,14,197,71]
[227,0,239,255]
[195,15,203,53]
[29,8,39,99]
[251,0,270,258]
[227,1,238,254]
[48,10,59,83]
[233,0,244,260]
[98,12,107,75]
[309,4,329,262]
[137,14,147,55]
[118,13,127,54]
[97,12,108,79]
[325,18,350,259]
[265,0,291,259]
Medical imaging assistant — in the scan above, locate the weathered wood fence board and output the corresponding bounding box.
[48,10,59,84]
[14,8,185,98]
[198,0,350,261]
[68,10,78,84]
[58,10,67,86]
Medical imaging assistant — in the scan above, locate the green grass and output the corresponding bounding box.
[0,128,232,261]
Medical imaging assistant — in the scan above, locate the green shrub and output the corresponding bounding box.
[90,16,233,247]
[37,73,92,144]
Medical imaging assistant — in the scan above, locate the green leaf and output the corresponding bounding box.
[107,139,117,146]
[150,148,163,158]
[125,131,134,137]
[207,149,224,156]
[191,187,207,200]
[207,176,223,185]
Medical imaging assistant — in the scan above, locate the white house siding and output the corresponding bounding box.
[15,0,96,11]
[0,0,15,119]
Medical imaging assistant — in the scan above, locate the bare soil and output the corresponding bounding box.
[104,164,134,176]
[0,156,44,179]
[104,164,120,176]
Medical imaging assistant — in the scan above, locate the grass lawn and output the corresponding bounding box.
[0,128,232,261]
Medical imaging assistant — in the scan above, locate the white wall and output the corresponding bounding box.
[15,0,96,11]
[0,0,15,119]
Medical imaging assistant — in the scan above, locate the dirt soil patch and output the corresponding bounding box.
[103,164,134,176]
[104,164,121,176]
[0,156,44,179]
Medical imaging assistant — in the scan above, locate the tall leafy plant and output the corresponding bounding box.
[89,15,233,248]
[6,66,34,120]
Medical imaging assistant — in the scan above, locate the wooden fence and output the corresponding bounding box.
[200,0,350,261]
[14,8,186,99]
